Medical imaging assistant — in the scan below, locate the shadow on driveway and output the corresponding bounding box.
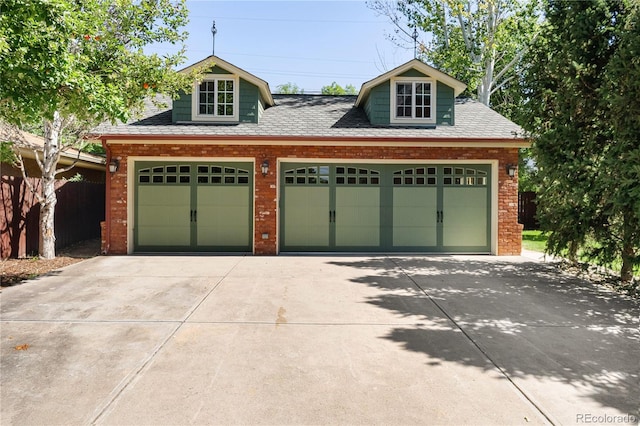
[327,256,640,423]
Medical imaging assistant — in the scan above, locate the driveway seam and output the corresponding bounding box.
[89,255,248,425]
[387,256,557,426]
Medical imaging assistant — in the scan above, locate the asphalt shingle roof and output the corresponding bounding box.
[94,94,524,140]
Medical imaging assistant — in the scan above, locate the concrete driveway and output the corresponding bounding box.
[1,254,638,425]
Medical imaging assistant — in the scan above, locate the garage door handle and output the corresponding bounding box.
[329,210,336,223]
[190,210,197,222]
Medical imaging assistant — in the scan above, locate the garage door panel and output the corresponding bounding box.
[283,186,329,247]
[197,186,250,247]
[137,186,190,246]
[393,187,438,247]
[138,225,191,246]
[335,187,380,247]
[443,187,488,247]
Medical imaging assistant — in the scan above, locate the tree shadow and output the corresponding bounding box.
[327,256,640,419]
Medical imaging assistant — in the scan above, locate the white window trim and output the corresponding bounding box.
[390,77,436,125]
[191,74,239,122]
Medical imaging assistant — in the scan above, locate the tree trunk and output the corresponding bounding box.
[39,111,63,259]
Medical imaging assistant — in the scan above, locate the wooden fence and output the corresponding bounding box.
[1,176,105,258]
[518,191,539,230]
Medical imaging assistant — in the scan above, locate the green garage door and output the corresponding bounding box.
[135,161,252,252]
[280,163,491,253]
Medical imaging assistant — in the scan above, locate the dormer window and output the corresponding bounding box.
[191,74,239,122]
[390,77,436,125]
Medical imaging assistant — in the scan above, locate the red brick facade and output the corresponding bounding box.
[103,141,522,255]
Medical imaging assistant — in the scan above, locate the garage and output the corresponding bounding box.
[134,161,253,252]
[280,162,491,253]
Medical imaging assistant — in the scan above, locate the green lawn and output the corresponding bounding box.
[522,230,547,252]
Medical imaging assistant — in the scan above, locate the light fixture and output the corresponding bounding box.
[261,159,269,177]
[506,164,517,177]
[108,158,120,173]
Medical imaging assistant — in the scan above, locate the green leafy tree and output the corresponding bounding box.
[0,0,197,259]
[321,82,358,95]
[275,82,304,94]
[369,0,539,114]
[520,0,639,284]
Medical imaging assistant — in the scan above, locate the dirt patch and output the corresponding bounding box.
[1,239,100,287]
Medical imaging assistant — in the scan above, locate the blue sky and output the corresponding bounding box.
[147,1,416,93]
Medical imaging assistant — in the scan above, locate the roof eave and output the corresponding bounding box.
[99,133,530,148]
[355,59,467,107]
[179,55,275,107]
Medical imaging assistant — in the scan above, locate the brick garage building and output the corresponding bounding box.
[95,56,527,255]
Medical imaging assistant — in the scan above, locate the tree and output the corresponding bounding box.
[275,82,304,94]
[0,0,197,259]
[321,82,358,95]
[369,0,539,114]
[520,0,639,284]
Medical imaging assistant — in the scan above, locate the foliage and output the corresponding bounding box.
[275,82,304,94]
[518,148,538,192]
[321,82,358,95]
[0,0,196,258]
[369,0,539,117]
[0,0,195,127]
[520,0,640,283]
[0,141,18,164]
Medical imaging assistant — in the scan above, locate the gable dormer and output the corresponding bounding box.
[355,59,466,127]
[172,56,274,124]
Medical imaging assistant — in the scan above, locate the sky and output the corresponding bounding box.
[146,0,416,93]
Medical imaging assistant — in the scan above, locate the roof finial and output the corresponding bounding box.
[211,20,217,56]
[412,26,419,59]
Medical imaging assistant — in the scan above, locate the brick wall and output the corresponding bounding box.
[105,142,522,255]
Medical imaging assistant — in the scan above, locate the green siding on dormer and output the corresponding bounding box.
[208,65,231,74]
[171,76,263,123]
[362,71,456,126]
[364,81,390,126]
[436,82,455,125]
[239,79,260,123]
[172,91,191,123]
[398,69,428,78]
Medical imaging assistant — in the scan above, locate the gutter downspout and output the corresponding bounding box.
[102,137,111,254]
